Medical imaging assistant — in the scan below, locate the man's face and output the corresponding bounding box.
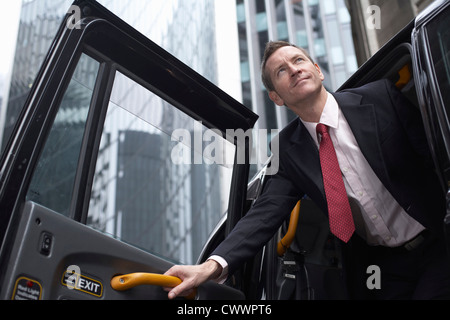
[265,46,324,108]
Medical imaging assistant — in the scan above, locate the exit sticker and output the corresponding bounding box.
[62,269,103,298]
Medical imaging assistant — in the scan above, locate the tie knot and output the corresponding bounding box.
[316,123,328,135]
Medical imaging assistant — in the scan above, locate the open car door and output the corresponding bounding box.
[0,0,257,300]
[411,1,450,249]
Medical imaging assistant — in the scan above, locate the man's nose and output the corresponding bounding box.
[288,63,301,76]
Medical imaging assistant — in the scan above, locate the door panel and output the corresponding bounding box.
[2,202,245,300]
[2,202,172,299]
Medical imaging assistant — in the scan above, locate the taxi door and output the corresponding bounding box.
[0,0,257,300]
[411,1,450,247]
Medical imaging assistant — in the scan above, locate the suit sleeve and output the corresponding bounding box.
[211,157,302,276]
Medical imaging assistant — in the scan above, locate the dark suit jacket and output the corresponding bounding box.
[212,79,445,294]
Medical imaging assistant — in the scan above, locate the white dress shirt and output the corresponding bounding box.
[210,92,425,282]
[300,93,424,247]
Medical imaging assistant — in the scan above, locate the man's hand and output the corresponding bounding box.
[164,260,222,299]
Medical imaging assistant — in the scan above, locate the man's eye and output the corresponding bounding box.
[295,57,303,63]
[277,68,285,76]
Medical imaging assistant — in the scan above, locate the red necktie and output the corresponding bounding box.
[316,123,355,243]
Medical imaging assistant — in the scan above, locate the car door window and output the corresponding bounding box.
[25,52,236,266]
[87,70,235,265]
[26,53,100,216]
[425,7,450,111]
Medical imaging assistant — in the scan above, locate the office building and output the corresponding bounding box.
[346,0,434,65]
[236,0,358,133]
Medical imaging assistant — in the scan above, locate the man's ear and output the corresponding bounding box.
[314,63,325,81]
[269,91,284,106]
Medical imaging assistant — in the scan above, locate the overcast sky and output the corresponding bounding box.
[0,1,21,78]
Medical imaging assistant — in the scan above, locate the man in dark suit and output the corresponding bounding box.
[165,41,450,299]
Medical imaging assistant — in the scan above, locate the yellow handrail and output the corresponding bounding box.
[277,200,301,256]
[112,202,302,296]
[111,272,196,299]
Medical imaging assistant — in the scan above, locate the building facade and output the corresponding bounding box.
[0,0,218,153]
[346,0,434,66]
[236,0,358,133]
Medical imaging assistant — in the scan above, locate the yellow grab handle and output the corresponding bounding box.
[395,64,412,89]
[111,272,196,299]
[277,200,301,256]
[111,273,182,291]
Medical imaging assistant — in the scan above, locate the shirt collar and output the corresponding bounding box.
[300,92,339,144]
[318,92,339,129]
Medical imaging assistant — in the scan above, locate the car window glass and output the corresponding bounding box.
[26,54,100,216]
[426,7,450,109]
[86,71,235,265]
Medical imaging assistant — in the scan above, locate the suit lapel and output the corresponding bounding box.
[286,118,325,199]
[332,91,390,187]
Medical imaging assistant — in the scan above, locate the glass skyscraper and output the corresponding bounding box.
[1,0,217,152]
[236,0,358,132]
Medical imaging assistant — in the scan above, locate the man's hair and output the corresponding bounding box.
[261,41,314,92]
